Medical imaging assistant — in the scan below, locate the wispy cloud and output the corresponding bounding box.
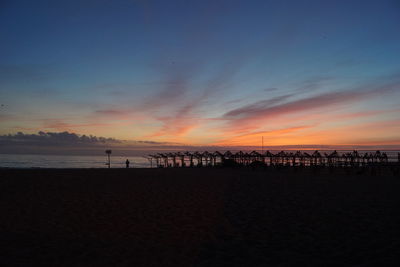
[294,76,335,93]
[203,77,400,146]
[224,82,397,127]
[40,119,117,132]
[94,109,132,118]
[224,94,294,118]
[136,58,246,137]
[214,125,315,145]
[150,115,199,137]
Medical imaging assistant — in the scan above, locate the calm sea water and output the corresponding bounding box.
[0,154,151,168]
[0,151,398,168]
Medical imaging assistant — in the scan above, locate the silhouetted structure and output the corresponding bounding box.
[126,159,130,168]
[105,150,112,168]
[148,150,394,168]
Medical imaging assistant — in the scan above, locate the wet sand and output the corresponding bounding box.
[1,167,400,266]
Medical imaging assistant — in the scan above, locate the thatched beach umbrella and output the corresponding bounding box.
[294,151,302,166]
[264,151,273,165]
[157,153,168,167]
[184,151,194,167]
[312,150,322,166]
[213,151,224,165]
[194,151,203,166]
[175,152,185,167]
[224,151,233,160]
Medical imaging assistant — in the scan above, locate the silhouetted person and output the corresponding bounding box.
[125,159,130,168]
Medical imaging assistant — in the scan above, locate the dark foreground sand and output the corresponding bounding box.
[1,167,400,266]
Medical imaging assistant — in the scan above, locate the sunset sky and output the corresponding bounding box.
[1,0,400,148]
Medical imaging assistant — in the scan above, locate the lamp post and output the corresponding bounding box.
[105,150,112,168]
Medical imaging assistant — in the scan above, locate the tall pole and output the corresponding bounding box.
[105,150,112,168]
[262,136,264,154]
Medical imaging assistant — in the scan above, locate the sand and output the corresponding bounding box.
[0,167,399,266]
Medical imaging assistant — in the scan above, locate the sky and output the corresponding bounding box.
[1,0,400,150]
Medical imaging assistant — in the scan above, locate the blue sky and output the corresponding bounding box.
[1,0,400,147]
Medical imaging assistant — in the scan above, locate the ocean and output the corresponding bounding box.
[0,154,151,169]
[0,150,399,169]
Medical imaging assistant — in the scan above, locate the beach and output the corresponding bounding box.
[1,167,399,266]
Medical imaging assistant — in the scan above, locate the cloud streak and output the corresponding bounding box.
[223,83,397,126]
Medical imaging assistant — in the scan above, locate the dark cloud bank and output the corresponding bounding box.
[0,132,182,156]
[1,131,120,145]
[0,131,205,156]
[0,132,121,155]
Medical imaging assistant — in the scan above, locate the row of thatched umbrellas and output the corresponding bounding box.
[147,150,391,168]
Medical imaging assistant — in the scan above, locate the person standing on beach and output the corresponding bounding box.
[126,159,130,168]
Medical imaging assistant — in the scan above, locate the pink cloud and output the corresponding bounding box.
[94,109,129,116]
[223,83,397,131]
[40,119,121,132]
